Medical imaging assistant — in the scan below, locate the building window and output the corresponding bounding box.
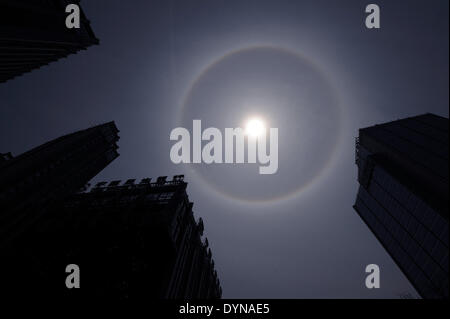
[159,192,174,200]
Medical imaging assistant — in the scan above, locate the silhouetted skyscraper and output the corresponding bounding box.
[6,175,222,300]
[0,121,119,242]
[354,113,448,299]
[0,0,98,83]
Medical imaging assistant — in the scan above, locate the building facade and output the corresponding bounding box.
[6,175,221,300]
[354,113,448,299]
[0,0,98,83]
[0,121,120,243]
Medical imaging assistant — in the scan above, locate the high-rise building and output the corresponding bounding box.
[0,0,98,83]
[0,121,120,243]
[354,113,448,299]
[6,175,222,299]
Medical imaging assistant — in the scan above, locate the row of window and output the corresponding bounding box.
[359,184,448,272]
[371,167,448,245]
[146,192,175,201]
[369,128,445,177]
[383,122,447,160]
[355,195,446,298]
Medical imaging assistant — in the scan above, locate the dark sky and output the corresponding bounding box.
[0,0,448,298]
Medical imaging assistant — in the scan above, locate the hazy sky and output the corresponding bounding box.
[0,0,448,298]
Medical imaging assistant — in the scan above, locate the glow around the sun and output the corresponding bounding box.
[245,118,266,137]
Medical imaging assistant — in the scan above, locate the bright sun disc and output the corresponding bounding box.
[245,118,266,137]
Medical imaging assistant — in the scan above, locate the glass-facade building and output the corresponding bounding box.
[354,113,448,299]
[0,121,119,243]
[4,175,222,299]
[0,0,98,83]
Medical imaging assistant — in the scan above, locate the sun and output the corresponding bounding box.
[245,118,266,137]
